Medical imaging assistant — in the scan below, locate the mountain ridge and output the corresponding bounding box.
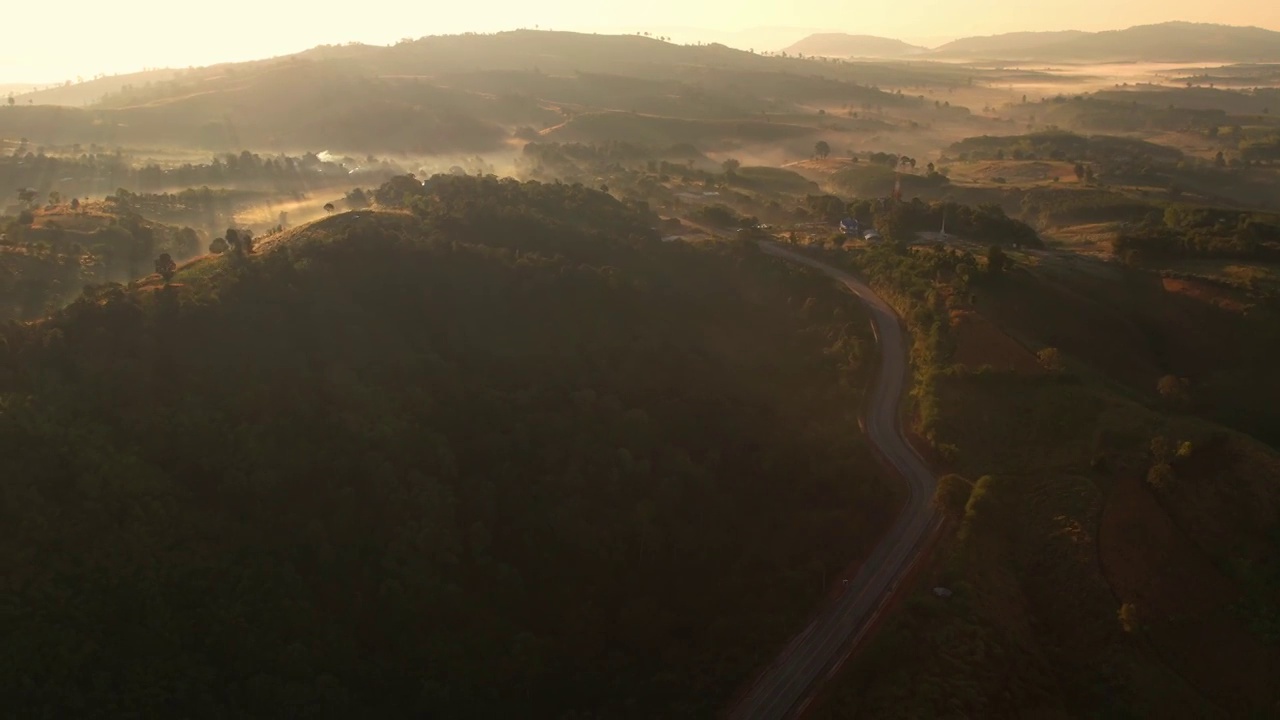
[785,21,1280,63]
[932,21,1280,62]
[781,33,927,59]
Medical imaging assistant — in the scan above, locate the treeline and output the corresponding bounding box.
[829,163,950,198]
[1019,187,1159,226]
[1113,204,1280,261]
[0,175,894,717]
[0,209,202,320]
[948,129,1183,165]
[518,140,728,198]
[1240,134,1280,164]
[864,198,1042,248]
[1,150,400,203]
[1038,96,1229,133]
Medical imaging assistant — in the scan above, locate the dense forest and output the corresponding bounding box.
[0,175,896,717]
[1,150,400,205]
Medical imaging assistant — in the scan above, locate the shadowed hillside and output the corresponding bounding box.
[0,175,897,718]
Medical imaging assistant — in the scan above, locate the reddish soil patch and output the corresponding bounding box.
[950,309,1043,373]
[1099,475,1280,714]
[1160,277,1248,313]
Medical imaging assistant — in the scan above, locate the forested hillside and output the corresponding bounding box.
[0,176,895,717]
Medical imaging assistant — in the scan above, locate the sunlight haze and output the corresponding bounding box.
[3,0,1279,83]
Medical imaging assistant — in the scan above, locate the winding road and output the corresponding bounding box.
[729,242,942,720]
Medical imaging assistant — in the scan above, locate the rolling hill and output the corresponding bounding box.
[932,22,1280,63]
[781,33,927,59]
[1,30,929,154]
[930,30,1089,59]
[0,175,896,717]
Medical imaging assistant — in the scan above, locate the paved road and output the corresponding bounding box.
[729,243,942,720]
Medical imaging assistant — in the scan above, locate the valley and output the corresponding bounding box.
[2,18,1279,719]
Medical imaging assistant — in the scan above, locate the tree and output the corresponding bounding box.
[1214,151,1226,168]
[209,237,228,254]
[934,474,973,518]
[1036,347,1063,371]
[17,188,37,207]
[324,202,336,214]
[1146,436,1174,489]
[721,158,740,176]
[345,188,369,208]
[48,191,62,206]
[154,253,177,284]
[1157,374,1190,407]
[814,141,831,159]
[1118,603,1141,633]
[1084,165,1095,183]
[70,198,80,211]
[6,94,13,107]
[986,245,1010,276]
[1073,163,1086,181]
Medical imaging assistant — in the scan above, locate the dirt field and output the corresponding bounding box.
[949,308,1044,372]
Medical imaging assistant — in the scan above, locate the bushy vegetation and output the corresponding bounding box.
[1,149,399,203]
[950,129,1182,165]
[829,162,949,198]
[1113,205,1280,261]
[1019,186,1159,226]
[1036,95,1229,134]
[0,175,896,717]
[0,207,201,320]
[822,364,1280,718]
[866,198,1042,248]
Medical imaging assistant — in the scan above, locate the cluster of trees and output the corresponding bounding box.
[829,163,950,199]
[1113,204,1280,261]
[949,130,1182,167]
[0,209,202,320]
[844,242,969,441]
[691,203,759,229]
[0,175,894,717]
[1019,187,1158,226]
[1240,134,1280,164]
[860,198,1042,249]
[0,150,400,203]
[519,141,710,180]
[1038,96,1229,133]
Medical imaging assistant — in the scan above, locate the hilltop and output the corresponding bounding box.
[781,33,927,59]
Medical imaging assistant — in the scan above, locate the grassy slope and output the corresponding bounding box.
[815,254,1280,718]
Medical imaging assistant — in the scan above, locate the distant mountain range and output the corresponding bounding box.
[781,34,926,59]
[784,22,1280,63]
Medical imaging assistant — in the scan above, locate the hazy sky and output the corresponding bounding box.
[4,0,1279,84]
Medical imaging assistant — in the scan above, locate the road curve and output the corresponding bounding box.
[729,242,942,720]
